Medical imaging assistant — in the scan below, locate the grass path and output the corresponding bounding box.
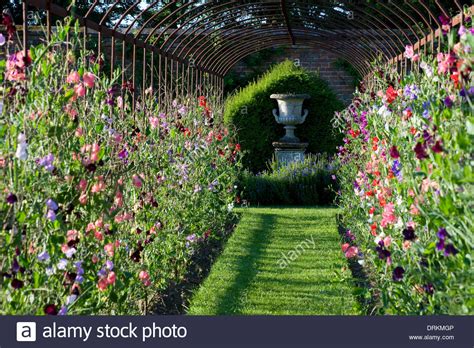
[187,207,357,315]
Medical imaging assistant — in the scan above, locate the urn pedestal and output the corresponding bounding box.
[270,94,310,166]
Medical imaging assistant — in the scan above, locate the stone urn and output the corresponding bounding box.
[271,93,310,143]
[270,94,310,166]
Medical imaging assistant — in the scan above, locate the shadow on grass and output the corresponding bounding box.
[212,212,277,314]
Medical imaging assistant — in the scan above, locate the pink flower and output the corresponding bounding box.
[74,83,86,98]
[383,236,392,247]
[79,193,88,205]
[410,204,420,215]
[341,243,350,253]
[404,45,414,59]
[104,243,115,257]
[91,176,106,193]
[97,278,108,291]
[107,271,116,285]
[92,255,99,263]
[94,230,103,241]
[143,279,151,287]
[78,179,88,192]
[114,190,123,207]
[75,128,83,137]
[67,229,79,242]
[139,271,149,281]
[82,72,95,88]
[344,246,359,258]
[66,71,80,84]
[380,203,396,228]
[132,174,143,188]
[149,117,160,129]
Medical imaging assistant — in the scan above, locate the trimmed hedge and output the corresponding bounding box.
[239,155,337,206]
[224,60,344,172]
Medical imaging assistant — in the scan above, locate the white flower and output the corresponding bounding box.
[377,105,391,118]
[227,202,234,212]
[15,133,28,160]
[420,62,433,78]
[66,295,77,305]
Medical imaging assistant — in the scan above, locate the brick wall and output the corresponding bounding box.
[231,45,356,105]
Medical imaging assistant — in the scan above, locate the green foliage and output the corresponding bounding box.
[239,155,337,206]
[224,60,344,172]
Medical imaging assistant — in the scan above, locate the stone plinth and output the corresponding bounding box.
[272,142,308,166]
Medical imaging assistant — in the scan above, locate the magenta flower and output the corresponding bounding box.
[389,145,400,159]
[414,142,428,160]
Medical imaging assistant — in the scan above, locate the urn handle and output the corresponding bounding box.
[272,108,279,123]
[301,109,309,123]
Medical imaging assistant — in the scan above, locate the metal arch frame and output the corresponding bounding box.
[194,1,413,75]
[217,38,372,77]
[21,0,470,101]
[210,33,372,77]
[198,3,402,77]
[185,5,382,75]
[201,29,373,77]
[171,3,285,59]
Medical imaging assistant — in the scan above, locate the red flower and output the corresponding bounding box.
[385,86,398,104]
[235,144,241,152]
[198,96,207,107]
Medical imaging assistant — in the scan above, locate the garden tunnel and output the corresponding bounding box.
[13,0,474,106]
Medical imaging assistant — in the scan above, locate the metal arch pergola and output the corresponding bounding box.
[18,0,473,107]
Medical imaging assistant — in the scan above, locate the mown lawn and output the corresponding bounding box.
[187,207,357,315]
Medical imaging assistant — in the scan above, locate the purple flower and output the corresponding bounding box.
[46,209,56,221]
[38,251,50,262]
[58,306,68,315]
[38,153,55,172]
[118,148,128,160]
[444,244,458,256]
[46,198,58,211]
[402,227,416,241]
[403,84,419,100]
[57,259,68,270]
[64,247,76,258]
[437,228,448,240]
[105,260,114,270]
[423,283,434,295]
[75,275,84,283]
[6,193,18,204]
[436,239,445,251]
[392,266,405,281]
[392,160,402,178]
[97,269,107,277]
[444,96,453,108]
[208,179,219,192]
[11,278,24,289]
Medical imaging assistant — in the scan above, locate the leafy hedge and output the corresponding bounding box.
[224,61,344,172]
[239,155,337,206]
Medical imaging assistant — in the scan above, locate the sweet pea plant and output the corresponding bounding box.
[0,19,241,314]
[334,22,473,314]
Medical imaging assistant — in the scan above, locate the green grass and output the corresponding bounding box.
[187,207,357,315]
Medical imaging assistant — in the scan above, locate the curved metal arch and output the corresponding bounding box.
[182,4,385,72]
[201,28,375,77]
[211,34,371,77]
[195,0,407,73]
[173,3,285,59]
[217,39,371,78]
